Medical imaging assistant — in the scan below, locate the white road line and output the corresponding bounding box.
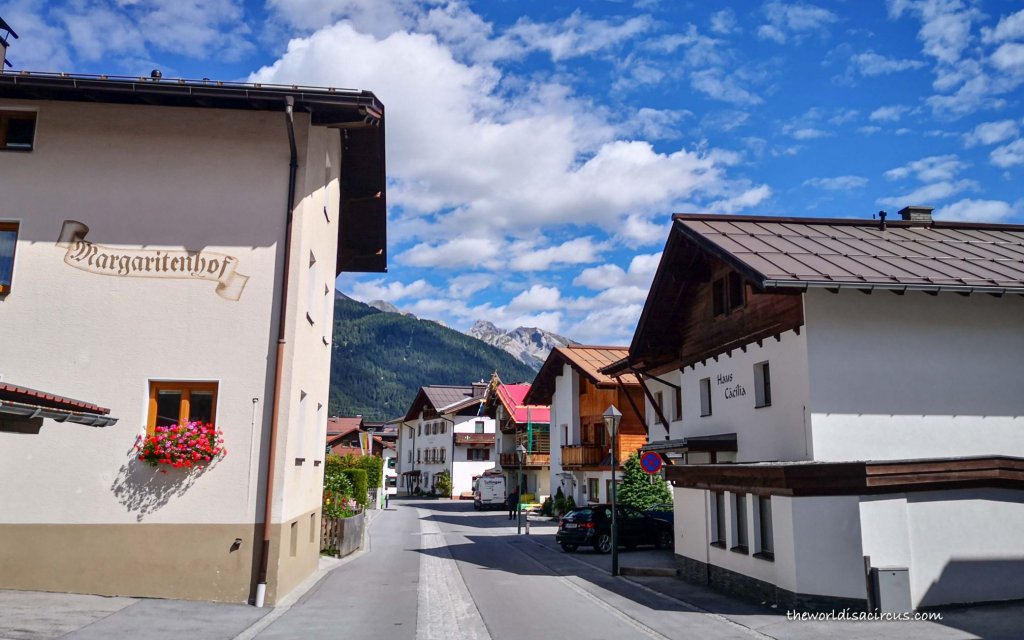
[415,509,492,640]
[522,536,773,640]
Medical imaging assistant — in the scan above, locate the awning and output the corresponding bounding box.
[401,470,422,477]
[641,433,737,456]
[0,382,117,427]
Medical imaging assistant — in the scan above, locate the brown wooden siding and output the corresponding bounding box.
[675,257,803,370]
[578,380,645,435]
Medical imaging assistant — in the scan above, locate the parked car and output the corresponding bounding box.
[555,504,673,553]
[645,502,674,525]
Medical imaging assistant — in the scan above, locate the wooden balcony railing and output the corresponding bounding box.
[560,444,606,467]
[499,452,551,468]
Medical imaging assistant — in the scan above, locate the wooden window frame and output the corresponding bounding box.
[146,381,218,435]
[0,221,18,295]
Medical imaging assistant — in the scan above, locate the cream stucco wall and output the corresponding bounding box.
[0,98,343,603]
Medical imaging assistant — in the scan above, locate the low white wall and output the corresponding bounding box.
[861,489,1024,608]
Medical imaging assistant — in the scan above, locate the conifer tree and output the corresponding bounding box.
[616,453,672,510]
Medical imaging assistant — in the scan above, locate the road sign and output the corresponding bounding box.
[640,451,663,475]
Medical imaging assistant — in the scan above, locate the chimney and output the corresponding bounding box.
[0,16,18,72]
[471,380,487,398]
[898,205,933,225]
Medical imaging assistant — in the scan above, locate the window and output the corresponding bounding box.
[712,272,745,317]
[712,278,726,316]
[757,496,774,559]
[147,381,218,434]
[310,513,317,543]
[407,450,412,463]
[673,386,682,421]
[296,391,308,460]
[711,491,726,547]
[306,252,318,325]
[587,477,600,501]
[561,424,569,445]
[467,448,489,461]
[654,391,665,426]
[754,361,772,408]
[0,222,18,294]
[388,457,397,469]
[417,449,421,463]
[418,424,422,436]
[440,423,446,434]
[0,111,37,151]
[728,272,745,310]
[322,283,332,343]
[732,493,748,552]
[289,521,298,557]
[699,378,712,417]
[475,420,485,434]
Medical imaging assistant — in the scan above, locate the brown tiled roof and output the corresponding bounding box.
[0,382,110,415]
[454,433,495,446]
[403,385,485,421]
[675,214,1024,293]
[326,416,363,436]
[524,345,639,405]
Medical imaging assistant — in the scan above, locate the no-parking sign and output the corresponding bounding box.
[640,451,663,475]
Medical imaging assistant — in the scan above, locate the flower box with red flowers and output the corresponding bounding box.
[134,421,226,469]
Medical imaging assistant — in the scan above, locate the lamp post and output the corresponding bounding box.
[603,405,622,577]
[515,443,526,534]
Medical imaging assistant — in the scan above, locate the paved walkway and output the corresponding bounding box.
[3,499,1024,639]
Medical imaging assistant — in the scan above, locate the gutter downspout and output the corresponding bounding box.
[256,96,299,608]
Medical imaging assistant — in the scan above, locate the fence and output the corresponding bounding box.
[320,510,365,558]
[367,487,380,509]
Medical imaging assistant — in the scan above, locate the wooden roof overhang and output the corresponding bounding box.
[0,71,387,274]
[667,456,1024,497]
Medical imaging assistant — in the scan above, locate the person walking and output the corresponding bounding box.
[507,486,519,520]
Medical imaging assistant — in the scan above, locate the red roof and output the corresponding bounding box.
[496,384,550,424]
[327,416,363,436]
[0,382,110,415]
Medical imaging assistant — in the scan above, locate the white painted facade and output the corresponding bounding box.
[654,288,1024,609]
[0,95,372,603]
[396,412,495,497]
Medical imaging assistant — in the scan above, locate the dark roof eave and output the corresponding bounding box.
[765,279,1024,295]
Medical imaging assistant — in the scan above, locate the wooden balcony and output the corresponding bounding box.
[499,452,550,468]
[560,444,606,467]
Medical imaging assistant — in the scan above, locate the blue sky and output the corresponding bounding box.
[4,0,1024,344]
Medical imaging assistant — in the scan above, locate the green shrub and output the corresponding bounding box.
[541,496,553,516]
[618,453,673,510]
[564,496,576,512]
[343,468,369,507]
[435,471,452,497]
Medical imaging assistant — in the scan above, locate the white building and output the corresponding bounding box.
[525,346,646,508]
[483,375,551,502]
[611,208,1024,611]
[397,383,497,498]
[0,69,386,604]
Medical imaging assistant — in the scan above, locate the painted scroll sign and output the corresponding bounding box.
[56,220,249,301]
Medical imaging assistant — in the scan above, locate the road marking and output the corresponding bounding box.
[415,509,492,640]
[521,537,772,640]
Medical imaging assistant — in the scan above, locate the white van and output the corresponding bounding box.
[472,472,506,511]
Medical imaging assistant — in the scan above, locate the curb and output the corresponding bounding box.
[619,566,679,578]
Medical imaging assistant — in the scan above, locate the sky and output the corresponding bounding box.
[4,0,1024,344]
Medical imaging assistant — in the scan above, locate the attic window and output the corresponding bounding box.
[713,272,745,317]
[0,111,36,151]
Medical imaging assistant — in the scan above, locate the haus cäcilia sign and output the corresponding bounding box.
[56,220,249,301]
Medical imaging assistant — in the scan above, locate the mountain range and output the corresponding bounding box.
[328,294,538,421]
[467,320,574,370]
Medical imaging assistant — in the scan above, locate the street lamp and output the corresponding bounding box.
[603,405,622,576]
[515,443,526,534]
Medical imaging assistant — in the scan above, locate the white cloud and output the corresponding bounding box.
[932,198,1018,222]
[350,278,436,302]
[981,8,1024,43]
[632,108,691,140]
[617,214,670,248]
[877,179,976,208]
[963,120,1020,147]
[990,42,1024,70]
[884,154,967,182]
[708,185,773,212]
[397,237,502,269]
[758,1,838,44]
[574,252,661,290]
[990,139,1024,167]
[508,284,562,311]
[504,11,654,62]
[888,0,978,66]
[444,274,494,300]
[710,9,738,35]
[565,304,644,345]
[690,68,763,105]
[790,127,829,140]
[804,175,869,191]
[508,237,609,271]
[850,51,926,76]
[870,104,911,122]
